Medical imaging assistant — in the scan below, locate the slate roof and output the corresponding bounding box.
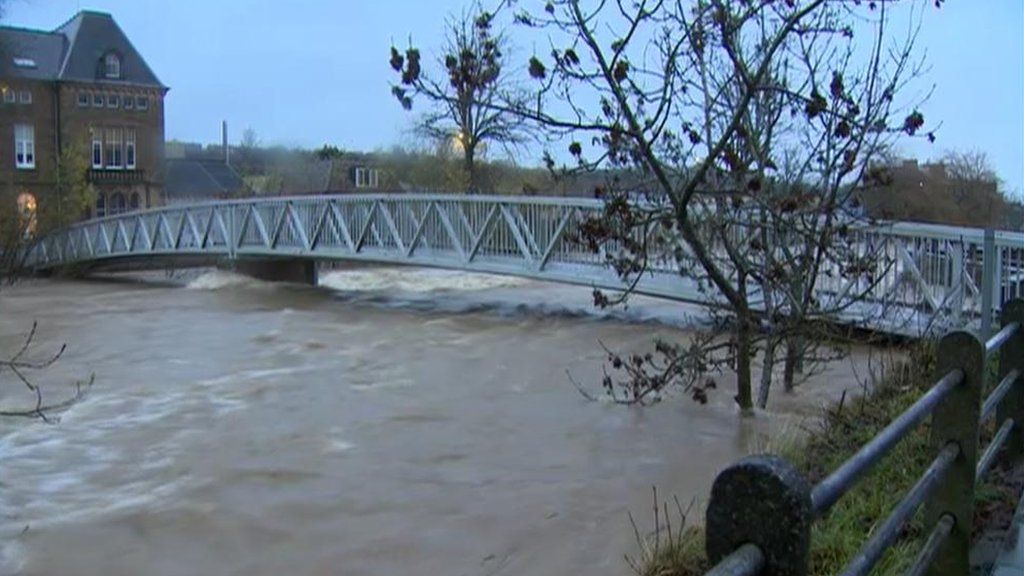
[0,11,164,88]
[165,159,246,202]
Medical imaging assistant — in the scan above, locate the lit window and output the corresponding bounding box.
[93,93,104,107]
[136,96,148,110]
[355,167,379,188]
[125,129,136,170]
[17,192,37,237]
[18,90,31,104]
[107,94,120,109]
[78,92,90,107]
[91,130,103,169]
[14,124,35,169]
[105,128,122,169]
[104,53,121,79]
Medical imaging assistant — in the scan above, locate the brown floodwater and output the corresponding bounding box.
[0,268,880,576]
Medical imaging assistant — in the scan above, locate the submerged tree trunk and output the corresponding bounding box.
[783,337,800,392]
[757,337,777,409]
[735,313,755,412]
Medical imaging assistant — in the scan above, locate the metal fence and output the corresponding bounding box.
[702,299,1024,576]
[18,194,1024,336]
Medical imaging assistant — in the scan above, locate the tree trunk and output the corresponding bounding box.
[783,337,800,392]
[757,337,777,409]
[735,312,754,412]
[463,143,477,194]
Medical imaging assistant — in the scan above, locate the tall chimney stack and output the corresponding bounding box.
[222,120,230,165]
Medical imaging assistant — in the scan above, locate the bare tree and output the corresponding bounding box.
[0,323,93,421]
[508,0,939,411]
[941,149,999,184]
[390,4,531,193]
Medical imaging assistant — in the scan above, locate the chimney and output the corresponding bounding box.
[222,120,230,165]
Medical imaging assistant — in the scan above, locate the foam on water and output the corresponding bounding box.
[319,268,530,293]
[186,270,267,291]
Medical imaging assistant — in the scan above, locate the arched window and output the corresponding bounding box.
[17,192,37,237]
[109,192,127,216]
[104,53,121,79]
[130,192,141,211]
[96,194,107,218]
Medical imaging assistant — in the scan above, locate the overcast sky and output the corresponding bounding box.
[4,0,1023,195]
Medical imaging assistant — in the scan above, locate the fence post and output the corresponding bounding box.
[705,455,812,576]
[981,229,996,340]
[923,330,984,576]
[998,299,1024,464]
[952,239,966,326]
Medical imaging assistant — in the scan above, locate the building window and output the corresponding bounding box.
[105,128,123,169]
[104,53,121,79]
[355,167,379,189]
[93,93,104,107]
[17,192,37,237]
[125,129,136,170]
[96,194,106,218]
[92,131,103,169]
[78,92,90,107]
[136,96,148,111]
[14,124,35,169]
[130,193,141,211]
[109,193,127,216]
[124,97,134,110]
[18,90,31,104]
[107,94,120,109]
[2,89,14,103]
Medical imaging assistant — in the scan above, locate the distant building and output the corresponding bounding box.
[0,10,168,220]
[164,123,246,204]
[252,152,388,196]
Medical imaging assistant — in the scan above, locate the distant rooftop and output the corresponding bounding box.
[0,10,166,88]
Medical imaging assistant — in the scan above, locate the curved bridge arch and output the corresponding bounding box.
[24,195,697,301]
[21,194,1024,336]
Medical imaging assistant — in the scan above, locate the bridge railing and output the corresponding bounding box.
[701,298,1024,576]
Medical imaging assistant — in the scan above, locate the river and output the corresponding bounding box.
[0,267,878,576]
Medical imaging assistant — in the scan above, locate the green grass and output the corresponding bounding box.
[626,344,959,576]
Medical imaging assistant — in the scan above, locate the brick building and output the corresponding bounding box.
[0,10,166,223]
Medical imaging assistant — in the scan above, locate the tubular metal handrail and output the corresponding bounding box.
[905,515,955,576]
[809,369,962,515]
[981,368,1020,421]
[986,322,1020,356]
[704,544,765,576]
[976,418,1015,484]
[838,442,959,576]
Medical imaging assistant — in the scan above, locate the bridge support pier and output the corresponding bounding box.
[231,259,318,286]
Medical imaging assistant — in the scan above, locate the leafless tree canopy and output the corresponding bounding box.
[505,0,938,410]
[390,3,533,193]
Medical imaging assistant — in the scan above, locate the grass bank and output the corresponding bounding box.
[629,344,1023,576]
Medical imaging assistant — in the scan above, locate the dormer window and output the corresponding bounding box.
[104,53,121,79]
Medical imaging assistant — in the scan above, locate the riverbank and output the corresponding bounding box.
[632,344,1024,575]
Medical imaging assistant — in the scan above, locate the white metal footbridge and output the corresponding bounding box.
[20,194,1024,336]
